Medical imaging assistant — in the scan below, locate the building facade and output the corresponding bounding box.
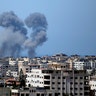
[26,62,90,96]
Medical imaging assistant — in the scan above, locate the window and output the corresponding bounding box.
[80,77,83,79]
[44,81,50,84]
[49,93,52,96]
[52,82,55,84]
[80,82,83,85]
[21,94,24,96]
[70,93,74,96]
[52,87,54,89]
[49,70,53,73]
[55,93,58,96]
[63,87,65,90]
[31,75,33,77]
[37,75,39,77]
[70,77,73,79]
[84,92,89,95]
[70,82,73,84]
[56,71,58,73]
[75,93,77,95]
[26,68,29,70]
[41,94,44,96]
[26,94,29,96]
[63,77,65,79]
[63,82,65,84]
[61,66,63,68]
[75,82,78,84]
[80,93,82,95]
[84,87,89,90]
[28,84,31,87]
[74,70,79,74]
[37,93,40,96]
[70,88,73,90]
[84,76,88,80]
[44,86,50,89]
[52,77,55,79]
[58,77,60,79]
[84,81,88,85]
[80,88,83,90]
[75,77,78,79]
[44,76,50,79]
[75,88,78,90]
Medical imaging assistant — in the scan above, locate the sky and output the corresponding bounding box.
[0,0,96,57]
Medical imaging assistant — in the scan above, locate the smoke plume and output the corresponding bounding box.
[0,11,27,57]
[24,13,48,57]
[0,11,48,57]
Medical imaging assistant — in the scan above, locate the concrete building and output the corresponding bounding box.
[29,87,57,96]
[26,62,90,96]
[52,53,68,61]
[0,57,18,77]
[18,57,30,75]
[0,87,11,96]
[0,58,9,76]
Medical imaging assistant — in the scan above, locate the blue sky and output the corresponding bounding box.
[0,0,96,56]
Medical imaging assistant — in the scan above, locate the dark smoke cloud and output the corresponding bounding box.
[0,11,48,58]
[0,11,27,57]
[24,13,48,57]
[0,11,27,35]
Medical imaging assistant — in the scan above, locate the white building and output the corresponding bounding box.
[89,80,96,90]
[26,69,50,88]
[89,60,96,69]
[6,70,18,77]
[73,59,91,70]
[73,61,85,70]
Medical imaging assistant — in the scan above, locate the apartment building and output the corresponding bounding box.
[0,58,9,76]
[0,57,18,77]
[26,62,90,96]
[0,87,11,96]
[52,53,68,61]
[18,57,30,75]
[73,58,91,70]
[89,60,96,69]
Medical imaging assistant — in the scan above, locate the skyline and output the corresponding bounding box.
[0,0,96,57]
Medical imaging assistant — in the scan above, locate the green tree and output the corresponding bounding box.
[19,69,26,88]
